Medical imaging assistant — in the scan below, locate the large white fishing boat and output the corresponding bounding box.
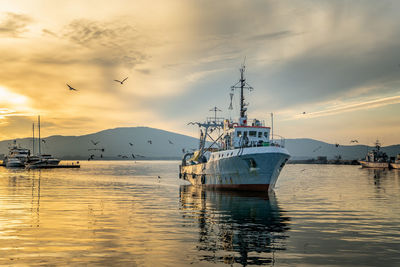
[179,64,290,191]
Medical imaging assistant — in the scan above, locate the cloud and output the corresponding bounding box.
[61,19,149,68]
[0,12,33,37]
[294,95,400,119]
[248,30,297,41]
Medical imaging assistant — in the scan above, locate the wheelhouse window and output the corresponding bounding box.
[249,131,257,137]
[264,132,269,138]
[237,131,242,137]
[243,131,248,137]
[258,132,262,138]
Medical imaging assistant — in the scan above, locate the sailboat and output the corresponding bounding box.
[25,116,60,169]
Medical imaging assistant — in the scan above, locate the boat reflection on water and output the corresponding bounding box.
[179,185,290,266]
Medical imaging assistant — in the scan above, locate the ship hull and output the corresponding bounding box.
[5,158,25,168]
[180,146,290,192]
[359,160,389,168]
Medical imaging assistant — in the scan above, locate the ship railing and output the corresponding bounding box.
[247,119,266,127]
[206,117,225,124]
[270,134,286,148]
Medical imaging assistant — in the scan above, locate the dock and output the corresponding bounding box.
[26,164,80,169]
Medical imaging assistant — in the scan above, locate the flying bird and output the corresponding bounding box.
[157,175,161,182]
[312,146,322,152]
[350,140,358,143]
[168,140,174,145]
[114,77,128,84]
[131,154,135,159]
[335,143,340,147]
[91,140,100,145]
[129,142,133,146]
[122,155,128,159]
[66,84,78,91]
[41,139,46,143]
[302,112,306,114]
[147,140,152,144]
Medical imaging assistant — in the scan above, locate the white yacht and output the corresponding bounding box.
[4,140,30,168]
[179,64,290,192]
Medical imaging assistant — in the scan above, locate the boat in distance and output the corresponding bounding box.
[179,64,290,192]
[358,140,390,168]
[390,154,400,169]
[3,140,30,168]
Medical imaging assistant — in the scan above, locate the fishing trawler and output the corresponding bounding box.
[179,64,290,191]
[359,140,389,168]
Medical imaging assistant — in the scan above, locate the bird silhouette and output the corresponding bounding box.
[147,140,152,144]
[91,140,100,145]
[131,154,135,159]
[313,146,322,152]
[168,140,174,144]
[66,84,78,91]
[350,140,358,143]
[335,143,340,147]
[302,111,306,114]
[114,77,128,84]
[157,175,161,182]
[41,139,46,143]
[122,155,128,159]
[129,142,133,146]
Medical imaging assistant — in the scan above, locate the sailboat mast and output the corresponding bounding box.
[38,115,41,155]
[32,123,35,155]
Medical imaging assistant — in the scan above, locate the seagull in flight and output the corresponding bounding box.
[129,142,133,146]
[66,84,78,91]
[91,140,100,145]
[168,140,174,145]
[147,140,152,144]
[114,77,128,84]
[350,140,359,143]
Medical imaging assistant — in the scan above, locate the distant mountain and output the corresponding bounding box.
[285,138,400,160]
[0,128,399,160]
[0,127,199,160]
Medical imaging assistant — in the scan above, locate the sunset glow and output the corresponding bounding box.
[0,1,399,145]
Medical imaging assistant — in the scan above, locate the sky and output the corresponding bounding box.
[0,0,399,146]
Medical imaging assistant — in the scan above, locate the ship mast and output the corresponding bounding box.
[38,115,41,155]
[32,123,35,155]
[231,63,253,126]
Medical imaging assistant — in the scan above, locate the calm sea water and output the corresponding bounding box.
[0,161,399,266]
